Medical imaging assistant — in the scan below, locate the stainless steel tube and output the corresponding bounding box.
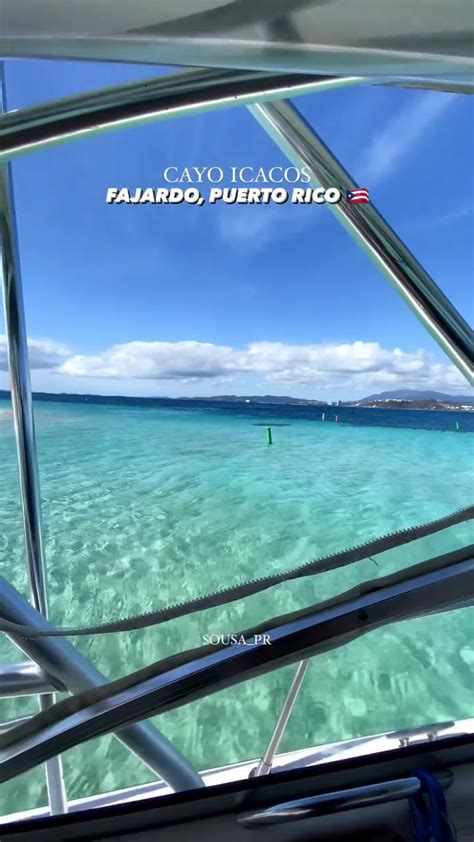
[0,661,62,698]
[0,715,32,735]
[249,100,473,382]
[0,64,68,816]
[0,66,202,795]
[239,777,422,826]
[1,554,472,783]
[0,578,204,791]
[254,660,309,776]
[0,1,472,82]
[0,70,367,163]
[0,67,471,168]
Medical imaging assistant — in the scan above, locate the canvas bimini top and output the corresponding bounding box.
[0,0,473,83]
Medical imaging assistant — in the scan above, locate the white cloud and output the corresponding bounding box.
[1,334,464,395]
[216,202,316,250]
[405,200,474,232]
[59,340,247,380]
[57,338,466,393]
[358,91,454,183]
[0,335,71,370]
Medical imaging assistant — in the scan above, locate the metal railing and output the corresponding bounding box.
[249,99,473,382]
[0,69,68,814]
[1,551,472,783]
[0,661,60,698]
[0,70,368,163]
[0,577,204,792]
[0,63,205,813]
[251,660,310,777]
[0,60,472,816]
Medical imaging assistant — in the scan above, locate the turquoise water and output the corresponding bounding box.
[0,398,473,814]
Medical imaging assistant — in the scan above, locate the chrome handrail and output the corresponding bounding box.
[1,721,468,825]
[275,720,469,772]
[238,777,422,826]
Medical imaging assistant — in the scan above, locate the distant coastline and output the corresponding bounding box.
[348,398,473,412]
[0,389,472,412]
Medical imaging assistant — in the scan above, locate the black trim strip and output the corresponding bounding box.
[1,548,472,780]
[1,504,471,638]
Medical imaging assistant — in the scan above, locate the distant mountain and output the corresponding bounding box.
[0,390,325,407]
[358,389,474,406]
[1,388,471,409]
[190,394,325,405]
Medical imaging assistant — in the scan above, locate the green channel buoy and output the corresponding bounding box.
[267,426,273,445]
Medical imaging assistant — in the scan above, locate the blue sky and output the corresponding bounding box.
[0,58,472,399]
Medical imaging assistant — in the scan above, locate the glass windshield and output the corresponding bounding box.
[0,55,472,821]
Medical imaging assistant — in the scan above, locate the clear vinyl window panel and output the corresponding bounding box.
[0,56,472,820]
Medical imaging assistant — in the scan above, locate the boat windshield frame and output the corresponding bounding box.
[0,52,473,814]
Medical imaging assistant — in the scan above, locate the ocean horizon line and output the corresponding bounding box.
[1,388,472,407]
